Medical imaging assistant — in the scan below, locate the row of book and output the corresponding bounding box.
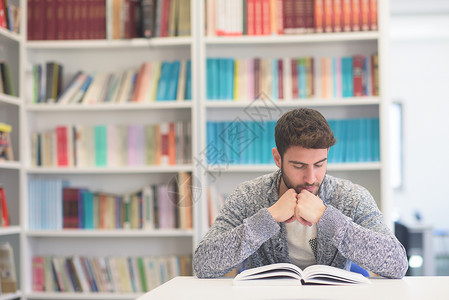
[32,254,192,293]
[0,122,14,162]
[206,118,380,165]
[0,61,16,96]
[27,0,191,41]
[0,0,20,33]
[206,0,378,36]
[28,173,193,230]
[206,54,378,101]
[30,121,192,168]
[30,60,192,104]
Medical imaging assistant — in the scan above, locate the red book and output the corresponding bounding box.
[282,0,294,34]
[32,257,45,291]
[277,59,284,99]
[56,126,68,167]
[254,0,262,35]
[314,0,323,33]
[72,0,81,39]
[56,0,66,40]
[160,0,171,37]
[63,187,81,229]
[369,0,377,31]
[332,0,342,32]
[0,186,9,226]
[79,0,88,39]
[247,0,255,35]
[46,0,57,40]
[304,0,314,33]
[160,122,169,165]
[291,58,298,99]
[0,0,7,29]
[353,55,364,97]
[261,0,270,35]
[27,0,35,40]
[65,0,74,40]
[351,0,361,31]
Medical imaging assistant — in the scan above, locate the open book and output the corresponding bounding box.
[233,263,371,286]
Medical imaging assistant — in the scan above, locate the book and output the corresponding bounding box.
[233,263,371,286]
[0,242,17,293]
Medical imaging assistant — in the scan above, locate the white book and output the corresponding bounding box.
[283,57,292,100]
[176,60,186,101]
[233,263,371,286]
[72,255,91,292]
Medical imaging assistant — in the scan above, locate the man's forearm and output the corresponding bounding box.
[193,208,280,278]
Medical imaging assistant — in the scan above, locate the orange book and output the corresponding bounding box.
[332,0,342,32]
[323,0,333,33]
[254,0,263,35]
[369,0,377,31]
[314,0,324,33]
[360,0,369,31]
[351,0,361,31]
[261,0,270,35]
[342,0,351,31]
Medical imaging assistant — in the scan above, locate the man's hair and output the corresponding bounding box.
[275,108,336,157]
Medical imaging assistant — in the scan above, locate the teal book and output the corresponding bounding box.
[372,118,380,162]
[167,61,180,100]
[211,58,219,100]
[156,62,170,101]
[185,60,192,100]
[218,59,227,100]
[298,58,307,99]
[227,58,235,100]
[272,60,278,100]
[94,125,107,167]
[82,189,94,229]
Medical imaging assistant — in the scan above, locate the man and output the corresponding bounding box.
[193,108,408,279]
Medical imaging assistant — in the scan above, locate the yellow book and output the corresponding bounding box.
[233,59,239,101]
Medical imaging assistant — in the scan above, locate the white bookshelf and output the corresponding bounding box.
[0,1,25,298]
[197,0,392,236]
[17,0,392,298]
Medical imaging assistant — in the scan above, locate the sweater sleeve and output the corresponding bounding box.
[318,204,408,279]
[193,204,280,278]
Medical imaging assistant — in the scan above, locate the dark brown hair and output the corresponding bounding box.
[275,108,336,157]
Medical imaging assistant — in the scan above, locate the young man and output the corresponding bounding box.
[193,108,408,279]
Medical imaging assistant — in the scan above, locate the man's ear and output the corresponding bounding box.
[272,148,282,168]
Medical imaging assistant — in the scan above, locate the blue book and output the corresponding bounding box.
[372,118,380,161]
[211,59,219,100]
[206,59,213,100]
[218,59,227,100]
[227,58,235,100]
[206,122,215,164]
[341,57,351,98]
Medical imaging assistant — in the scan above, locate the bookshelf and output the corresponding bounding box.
[22,0,198,299]
[0,0,25,299]
[198,0,392,236]
[18,0,392,299]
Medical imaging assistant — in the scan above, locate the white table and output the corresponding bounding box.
[136,276,449,300]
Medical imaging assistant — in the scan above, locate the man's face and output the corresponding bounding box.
[277,146,328,195]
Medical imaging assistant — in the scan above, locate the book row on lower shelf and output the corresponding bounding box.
[207,0,378,36]
[28,172,193,230]
[206,54,378,101]
[30,121,192,168]
[32,254,193,293]
[30,60,192,104]
[206,118,379,165]
[27,0,191,41]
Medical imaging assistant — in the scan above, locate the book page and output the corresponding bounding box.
[302,265,371,285]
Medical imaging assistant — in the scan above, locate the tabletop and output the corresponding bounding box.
[136,276,449,300]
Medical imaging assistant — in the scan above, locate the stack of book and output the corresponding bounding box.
[206,118,380,165]
[206,0,378,36]
[30,121,191,168]
[206,54,378,101]
[30,60,192,104]
[32,254,192,293]
[27,0,191,41]
[28,173,193,231]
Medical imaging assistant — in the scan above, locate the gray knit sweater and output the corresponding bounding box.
[193,170,408,279]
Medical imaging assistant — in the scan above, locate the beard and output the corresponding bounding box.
[280,163,323,196]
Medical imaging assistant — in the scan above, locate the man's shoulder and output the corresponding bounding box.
[321,175,371,201]
[230,170,280,200]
